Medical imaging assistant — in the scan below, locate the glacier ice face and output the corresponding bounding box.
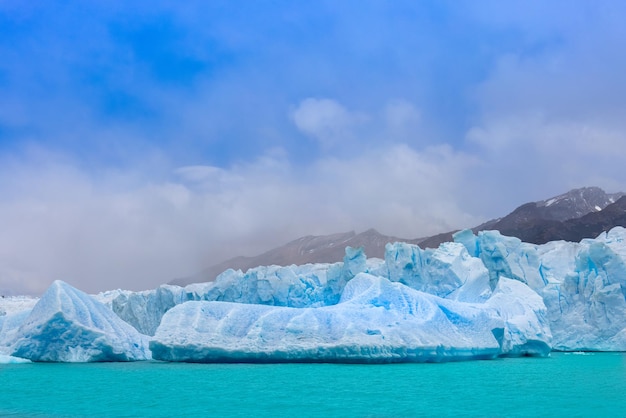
[104,247,372,336]
[10,281,151,362]
[105,243,494,339]
[5,227,626,363]
[205,263,336,308]
[543,239,626,350]
[459,230,545,291]
[456,226,626,351]
[485,277,551,356]
[101,285,192,336]
[204,246,369,308]
[0,296,36,357]
[0,309,31,354]
[595,226,626,255]
[151,273,550,363]
[384,241,492,302]
[453,229,480,258]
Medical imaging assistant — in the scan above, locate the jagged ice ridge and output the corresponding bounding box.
[2,227,626,363]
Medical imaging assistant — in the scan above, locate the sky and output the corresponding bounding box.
[1,0,626,295]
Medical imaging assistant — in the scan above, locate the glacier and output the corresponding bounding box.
[2,227,626,362]
[455,227,626,350]
[97,246,374,336]
[150,273,549,363]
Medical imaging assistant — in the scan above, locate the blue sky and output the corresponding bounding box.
[1,1,626,294]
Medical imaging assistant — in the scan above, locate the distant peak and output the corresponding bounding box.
[569,186,603,192]
[359,228,381,236]
[537,186,624,210]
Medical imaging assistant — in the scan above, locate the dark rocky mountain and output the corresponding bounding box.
[171,187,625,285]
[533,187,624,220]
[516,195,626,244]
[420,187,625,248]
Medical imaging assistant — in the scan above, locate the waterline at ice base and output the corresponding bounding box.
[3,227,626,363]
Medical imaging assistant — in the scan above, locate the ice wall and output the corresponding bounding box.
[104,247,373,336]
[151,273,549,363]
[455,227,626,351]
[3,227,626,362]
[384,241,492,302]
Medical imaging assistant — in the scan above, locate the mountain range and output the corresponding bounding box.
[171,186,625,285]
[419,186,625,247]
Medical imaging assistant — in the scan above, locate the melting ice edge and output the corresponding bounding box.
[2,227,626,363]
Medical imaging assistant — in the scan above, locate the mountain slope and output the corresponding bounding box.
[172,187,625,285]
[420,187,624,248]
[518,195,626,243]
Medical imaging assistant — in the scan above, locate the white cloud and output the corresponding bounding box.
[0,143,481,295]
[384,99,421,131]
[465,111,626,210]
[174,165,223,183]
[2,1,626,297]
[462,10,626,208]
[291,98,366,148]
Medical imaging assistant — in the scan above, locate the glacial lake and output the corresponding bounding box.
[1,352,625,417]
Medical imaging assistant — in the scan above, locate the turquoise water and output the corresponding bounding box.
[1,353,625,417]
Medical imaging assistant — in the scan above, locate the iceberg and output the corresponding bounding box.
[4,227,626,363]
[0,354,30,364]
[10,281,151,362]
[150,273,550,363]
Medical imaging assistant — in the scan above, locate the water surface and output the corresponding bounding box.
[2,353,625,417]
